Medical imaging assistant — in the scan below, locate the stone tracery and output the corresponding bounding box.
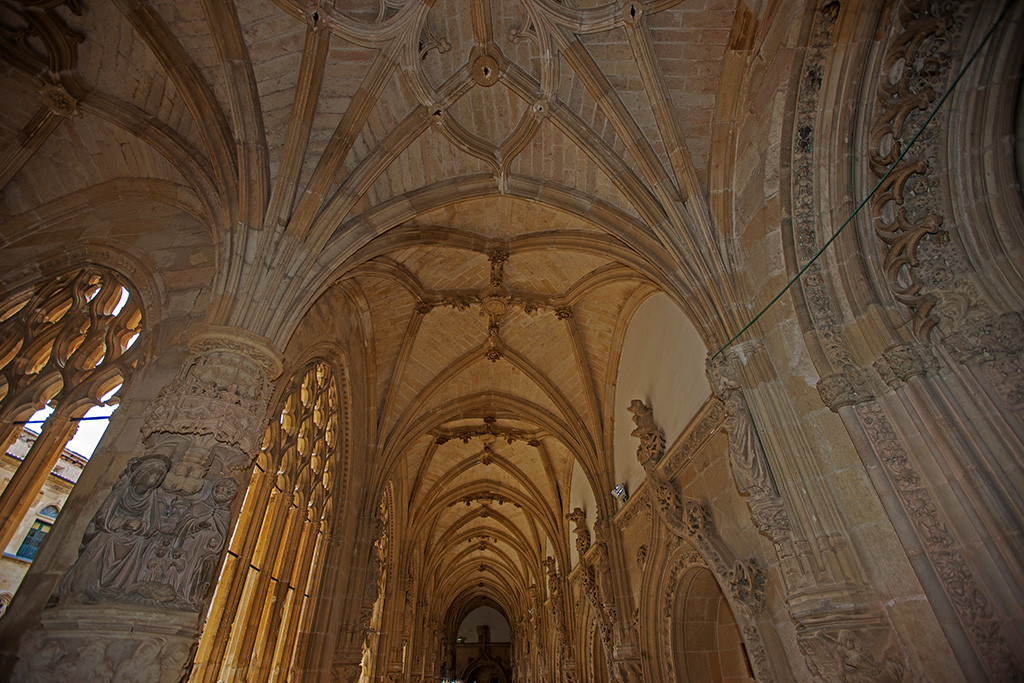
[0,0,1022,680]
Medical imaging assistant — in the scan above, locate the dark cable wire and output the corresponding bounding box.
[12,414,113,425]
[711,1,1012,360]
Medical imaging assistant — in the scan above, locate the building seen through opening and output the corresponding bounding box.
[0,0,1023,680]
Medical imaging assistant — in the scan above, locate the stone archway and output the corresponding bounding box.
[672,566,754,683]
[461,659,509,683]
[591,624,610,683]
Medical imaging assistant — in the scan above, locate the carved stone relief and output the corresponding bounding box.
[57,454,235,611]
[566,507,591,557]
[632,399,775,682]
[16,328,282,676]
[13,607,194,682]
[945,311,1024,423]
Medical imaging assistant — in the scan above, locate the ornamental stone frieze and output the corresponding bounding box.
[143,327,283,469]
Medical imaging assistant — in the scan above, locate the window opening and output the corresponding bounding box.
[15,519,52,560]
[193,360,341,681]
[0,267,143,608]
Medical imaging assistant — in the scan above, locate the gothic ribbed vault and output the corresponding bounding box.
[2,0,1023,681]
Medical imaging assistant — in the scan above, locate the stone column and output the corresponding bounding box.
[12,326,281,681]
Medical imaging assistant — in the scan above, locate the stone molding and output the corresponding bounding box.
[630,401,775,681]
[817,368,875,411]
[944,311,1024,365]
[854,401,1017,677]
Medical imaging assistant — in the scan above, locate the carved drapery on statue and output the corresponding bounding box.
[359,505,387,632]
[705,357,792,544]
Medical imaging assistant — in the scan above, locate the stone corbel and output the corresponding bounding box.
[330,660,363,683]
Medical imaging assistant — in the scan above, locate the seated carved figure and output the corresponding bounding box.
[133,476,236,608]
[59,455,171,603]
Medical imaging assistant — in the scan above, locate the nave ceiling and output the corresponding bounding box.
[1,0,745,626]
[5,0,1024,680]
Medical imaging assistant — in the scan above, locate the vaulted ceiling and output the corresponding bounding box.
[1,0,745,630]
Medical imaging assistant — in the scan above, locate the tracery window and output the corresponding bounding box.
[0,265,143,556]
[194,360,340,680]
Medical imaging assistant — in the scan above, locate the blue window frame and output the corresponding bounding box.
[16,519,52,560]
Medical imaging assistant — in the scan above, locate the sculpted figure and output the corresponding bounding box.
[175,477,236,607]
[722,388,773,497]
[60,455,171,602]
[629,399,665,468]
[566,507,590,555]
[133,476,235,607]
[832,630,904,683]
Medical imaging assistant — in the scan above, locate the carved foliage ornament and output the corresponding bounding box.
[855,401,1016,676]
[727,559,767,616]
[944,311,1024,365]
[869,0,994,337]
[817,368,875,412]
